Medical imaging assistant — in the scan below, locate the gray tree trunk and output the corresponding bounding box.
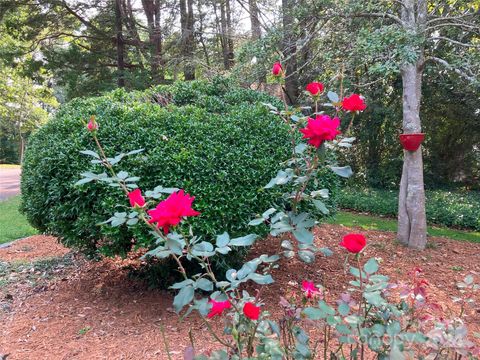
[142,0,165,83]
[397,0,427,249]
[180,0,195,80]
[115,0,125,87]
[281,0,299,104]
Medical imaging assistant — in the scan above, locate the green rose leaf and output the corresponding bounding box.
[173,285,195,313]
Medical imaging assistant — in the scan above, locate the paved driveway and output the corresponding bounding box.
[0,168,21,201]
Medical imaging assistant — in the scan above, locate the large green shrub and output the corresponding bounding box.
[21,79,339,258]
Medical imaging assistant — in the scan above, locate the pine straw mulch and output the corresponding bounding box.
[0,225,479,359]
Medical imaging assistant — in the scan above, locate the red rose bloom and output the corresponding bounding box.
[207,299,231,318]
[243,302,261,320]
[342,94,366,112]
[305,82,324,96]
[272,62,283,76]
[128,189,145,208]
[299,115,341,148]
[147,190,200,234]
[340,233,366,253]
[301,280,320,298]
[87,116,98,131]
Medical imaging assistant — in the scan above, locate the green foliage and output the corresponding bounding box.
[0,8,59,164]
[338,187,480,231]
[21,80,299,257]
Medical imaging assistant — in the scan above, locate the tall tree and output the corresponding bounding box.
[248,0,261,40]
[142,0,165,83]
[349,0,479,248]
[180,0,196,79]
[282,0,299,103]
[115,0,126,87]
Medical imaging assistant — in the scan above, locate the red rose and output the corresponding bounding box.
[207,299,231,318]
[301,280,320,298]
[272,62,283,76]
[147,190,200,234]
[305,82,324,96]
[299,115,341,148]
[128,189,145,208]
[342,94,366,112]
[87,116,98,131]
[243,302,261,320]
[339,233,366,253]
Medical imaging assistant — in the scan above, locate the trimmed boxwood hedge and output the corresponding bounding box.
[21,79,309,258]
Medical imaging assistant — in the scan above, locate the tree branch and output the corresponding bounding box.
[426,22,480,34]
[352,12,404,26]
[427,56,477,83]
[429,36,480,48]
[427,11,478,25]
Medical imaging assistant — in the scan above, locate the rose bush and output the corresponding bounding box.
[75,64,478,359]
[24,80,340,266]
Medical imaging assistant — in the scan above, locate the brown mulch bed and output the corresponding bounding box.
[0,236,69,262]
[0,226,479,359]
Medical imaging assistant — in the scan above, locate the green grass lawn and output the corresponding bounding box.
[0,196,37,244]
[329,211,480,243]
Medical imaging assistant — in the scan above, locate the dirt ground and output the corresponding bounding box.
[0,225,479,359]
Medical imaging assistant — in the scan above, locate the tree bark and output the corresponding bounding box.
[225,0,234,68]
[219,0,230,70]
[248,0,261,40]
[397,0,427,249]
[142,0,165,83]
[197,0,211,67]
[180,0,195,80]
[115,0,125,87]
[282,0,299,104]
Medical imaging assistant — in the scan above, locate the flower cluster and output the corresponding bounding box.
[270,62,366,149]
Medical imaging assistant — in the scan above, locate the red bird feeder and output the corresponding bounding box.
[399,133,425,151]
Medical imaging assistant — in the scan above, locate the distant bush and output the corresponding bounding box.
[21,79,340,261]
[338,187,480,230]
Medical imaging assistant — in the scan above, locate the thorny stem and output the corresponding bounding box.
[91,132,191,282]
[158,323,174,360]
[323,323,328,359]
[356,255,365,360]
[140,214,189,280]
[92,134,130,196]
[280,85,300,176]
[345,113,356,135]
[202,318,235,349]
[292,152,319,212]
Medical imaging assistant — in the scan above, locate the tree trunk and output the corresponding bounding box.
[225,0,234,68]
[180,0,195,80]
[397,63,427,249]
[282,0,299,104]
[123,0,146,68]
[142,0,165,83]
[197,0,211,67]
[248,0,261,40]
[397,0,428,249]
[115,0,125,87]
[219,0,230,70]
